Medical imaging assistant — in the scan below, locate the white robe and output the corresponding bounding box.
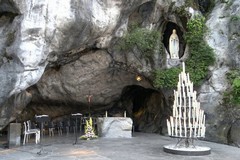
[169,29,179,59]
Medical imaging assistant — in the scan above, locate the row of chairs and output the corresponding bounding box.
[22,120,64,145]
[46,121,71,136]
[22,117,98,145]
[46,118,98,136]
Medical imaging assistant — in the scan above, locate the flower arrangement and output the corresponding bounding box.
[80,117,98,140]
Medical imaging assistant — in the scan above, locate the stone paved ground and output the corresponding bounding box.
[0,132,239,160]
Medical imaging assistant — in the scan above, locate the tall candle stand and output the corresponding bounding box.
[163,62,211,156]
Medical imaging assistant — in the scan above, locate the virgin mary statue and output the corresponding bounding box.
[169,29,179,59]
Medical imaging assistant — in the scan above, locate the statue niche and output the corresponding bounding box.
[169,29,179,59]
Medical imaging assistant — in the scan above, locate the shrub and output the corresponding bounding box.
[154,67,182,88]
[117,24,161,59]
[224,70,240,106]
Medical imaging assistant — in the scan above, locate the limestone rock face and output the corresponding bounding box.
[36,50,151,106]
[0,90,32,128]
[0,0,149,105]
[199,0,240,143]
[0,0,239,146]
[230,120,240,147]
[0,0,152,129]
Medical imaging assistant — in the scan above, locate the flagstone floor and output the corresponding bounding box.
[0,132,239,160]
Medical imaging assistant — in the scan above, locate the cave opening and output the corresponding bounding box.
[162,22,185,58]
[8,84,172,136]
[113,85,171,134]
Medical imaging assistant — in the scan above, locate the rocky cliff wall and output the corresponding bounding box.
[0,0,151,128]
[199,0,240,145]
[0,0,240,146]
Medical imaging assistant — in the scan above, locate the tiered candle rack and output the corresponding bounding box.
[163,62,211,155]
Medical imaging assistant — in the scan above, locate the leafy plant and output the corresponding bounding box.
[185,15,215,84]
[219,70,240,124]
[175,6,190,17]
[232,78,240,103]
[117,24,161,58]
[230,15,240,22]
[224,70,240,106]
[154,67,182,88]
[185,15,206,43]
[237,44,240,51]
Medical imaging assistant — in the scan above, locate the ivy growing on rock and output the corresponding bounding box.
[224,70,240,106]
[154,67,181,88]
[116,24,161,59]
[185,15,215,85]
[219,70,240,123]
[154,15,215,88]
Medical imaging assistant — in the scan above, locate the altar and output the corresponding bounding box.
[97,117,133,138]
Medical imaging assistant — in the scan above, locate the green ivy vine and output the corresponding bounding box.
[219,70,240,123]
[154,67,182,88]
[185,15,215,85]
[116,24,161,59]
[223,70,240,106]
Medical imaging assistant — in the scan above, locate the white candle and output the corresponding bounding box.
[124,111,126,117]
[190,82,193,97]
[202,126,206,137]
[192,101,196,120]
[179,90,182,109]
[176,90,179,101]
[182,72,185,83]
[193,91,197,100]
[194,122,197,137]
[198,110,203,137]
[196,108,199,118]
[175,118,178,136]
[184,98,186,118]
[188,91,191,109]
[186,85,189,97]
[178,75,181,86]
[178,82,180,91]
[188,109,191,129]
[179,104,182,118]
[198,125,201,137]
[189,122,192,138]
[184,112,187,137]
[170,117,174,136]
[176,105,179,118]
[173,103,175,117]
[181,73,184,86]
[105,111,108,117]
[167,120,171,136]
[179,117,182,137]
[176,92,179,106]
[183,83,186,97]
[199,110,203,125]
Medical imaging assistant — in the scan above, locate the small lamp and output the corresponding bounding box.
[136,75,142,82]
